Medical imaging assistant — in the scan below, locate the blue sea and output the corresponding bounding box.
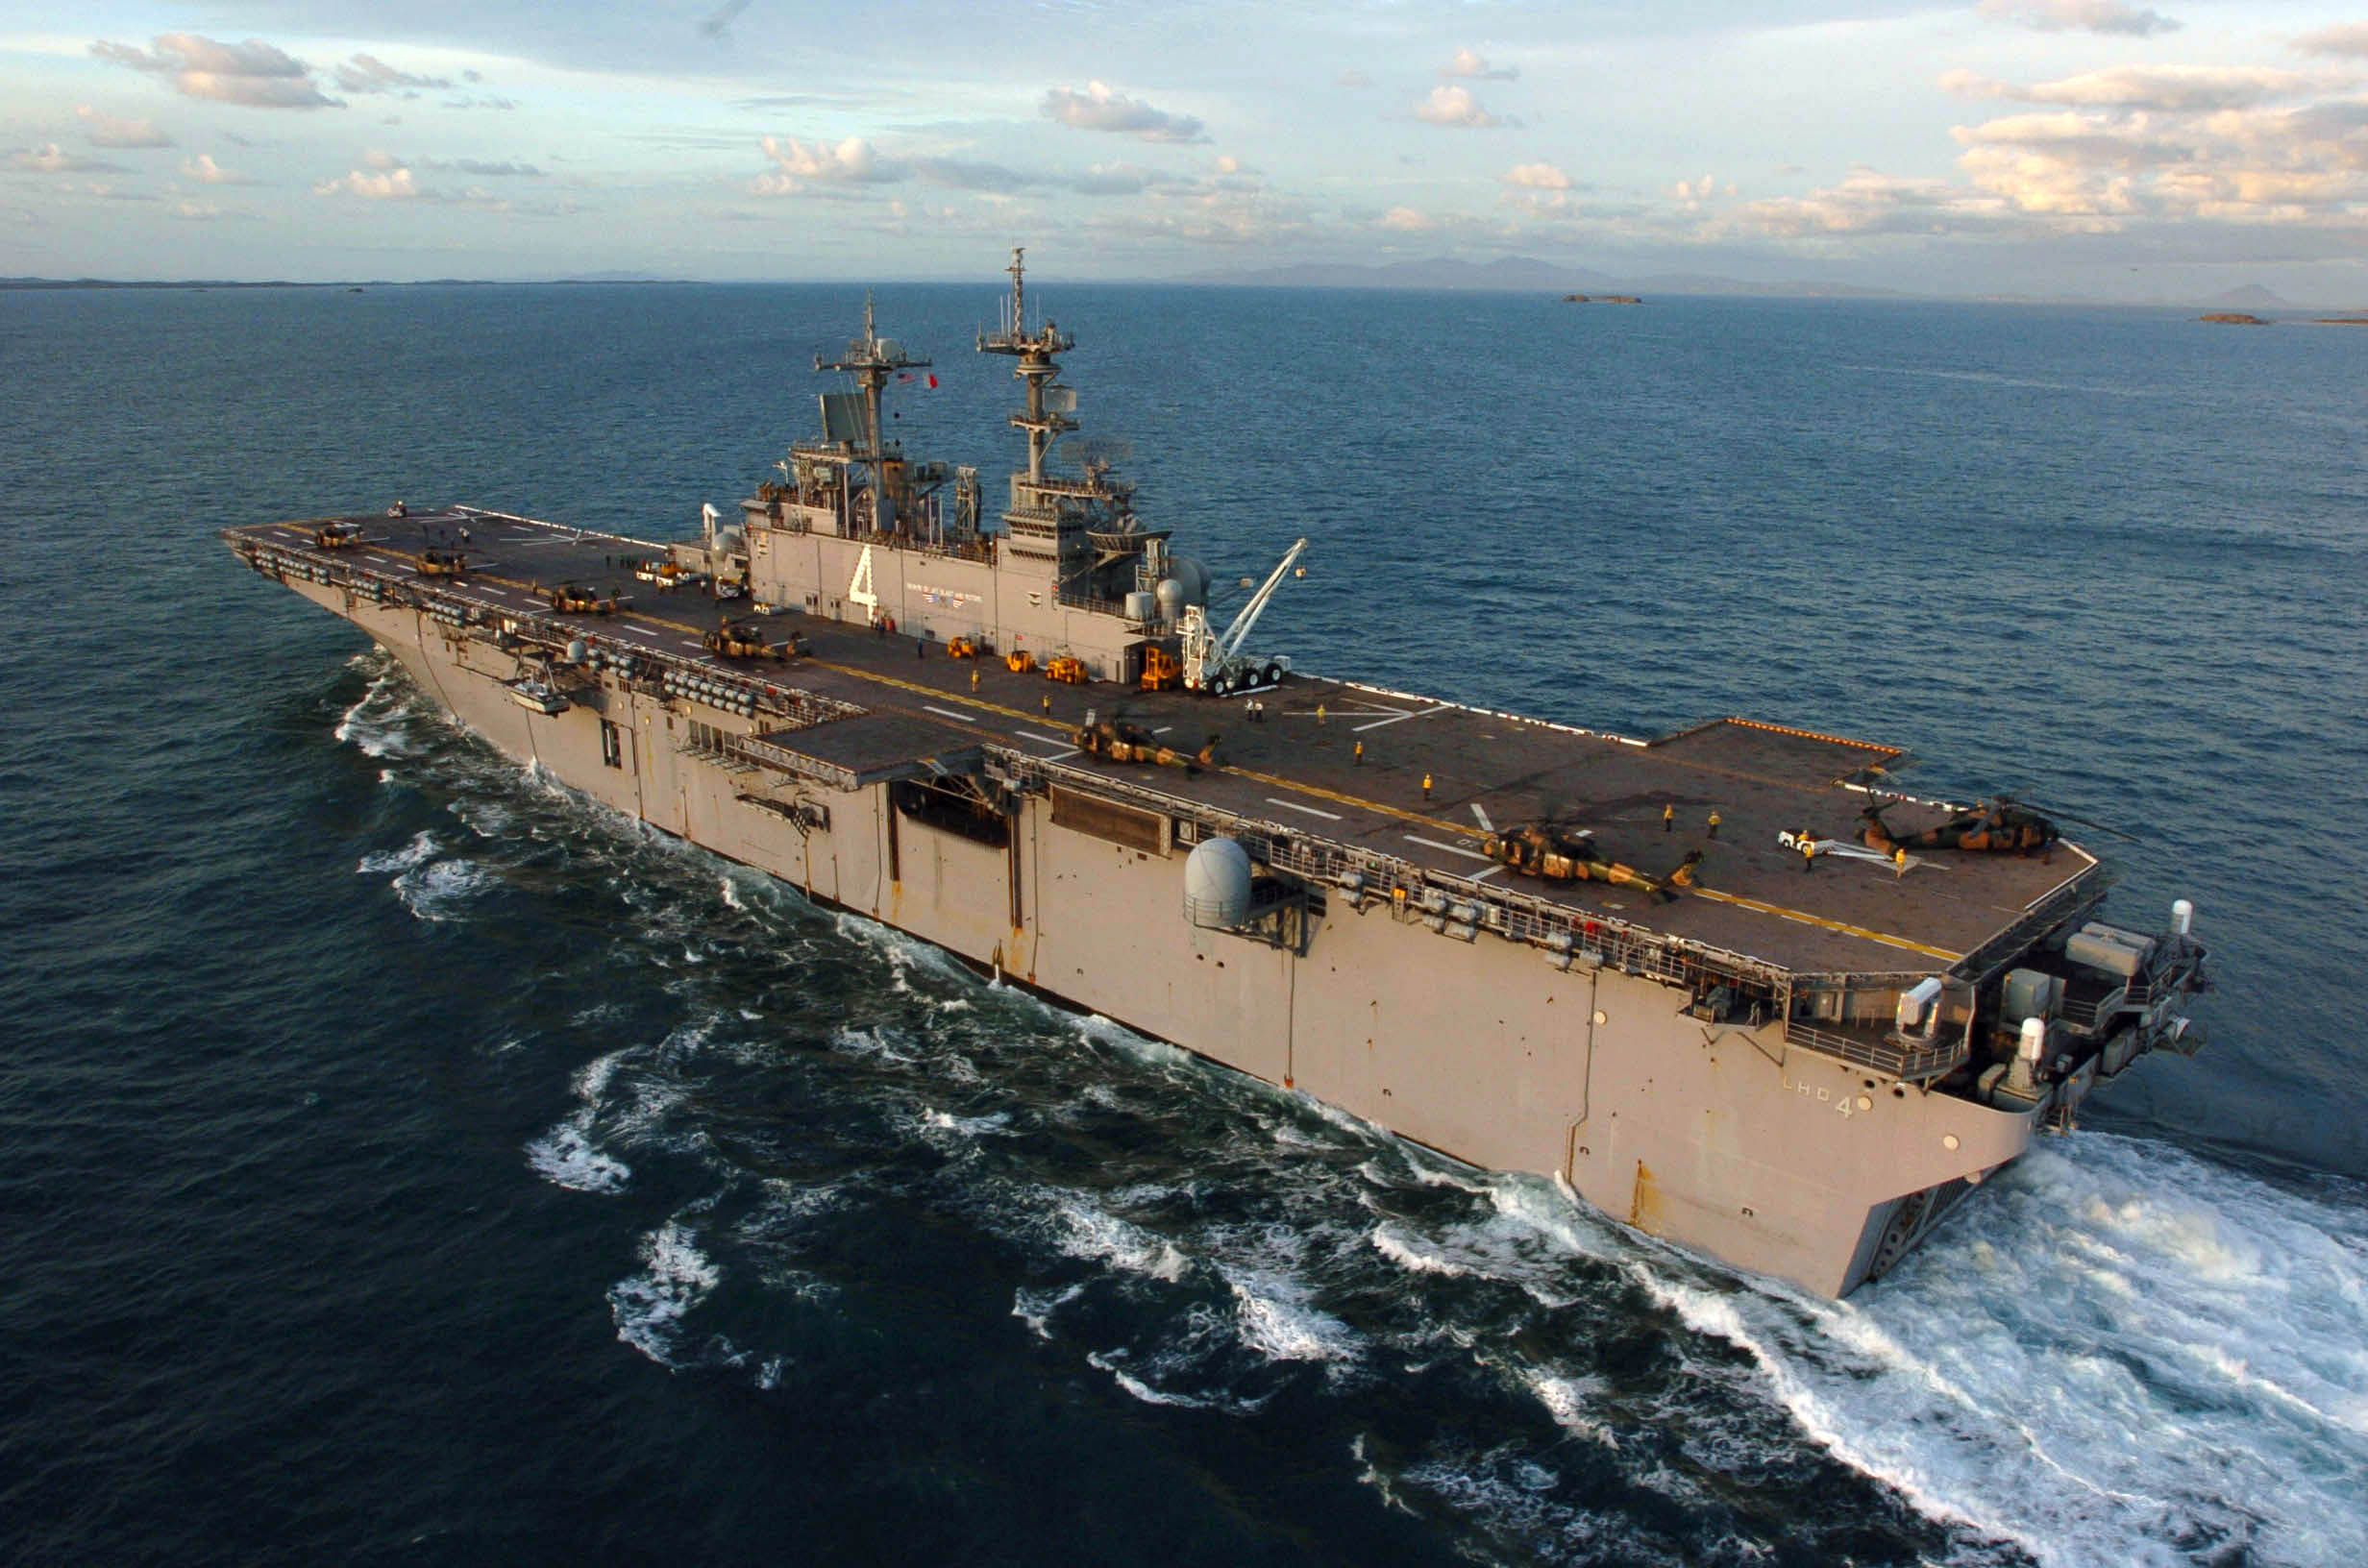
[3,279,2364,1566]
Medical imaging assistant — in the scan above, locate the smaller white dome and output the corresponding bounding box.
[1183,837,1254,929]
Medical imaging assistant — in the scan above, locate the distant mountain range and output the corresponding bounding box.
[1174,255,1905,299]
[2201,283,2294,309]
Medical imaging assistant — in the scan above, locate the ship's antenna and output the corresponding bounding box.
[817,287,929,539]
[977,244,1074,485]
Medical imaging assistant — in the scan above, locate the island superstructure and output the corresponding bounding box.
[225,251,2209,1297]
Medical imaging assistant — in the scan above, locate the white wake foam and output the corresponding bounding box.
[1042,1190,1190,1284]
[1224,1268,1358,1364]
[331,650,446,762]
[356,830,438,875]
[523,1049,635,1194]
[389,856,494,921]
[1626,1133,2368,1567]
[608,1218,721,1367]
[524,1118,632,1194]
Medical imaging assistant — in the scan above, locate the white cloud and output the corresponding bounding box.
[333,54,454,95]
[1504,162,1571,189]
[52,182,156,201]
[752,135,897,194]
[182,154,254,184]
[1731,167,1985,237]
[1938,77,2368,226]
[1670,174,1736,204]
[10,142,124,174]
[75,106,171,148]
[315,165,426,199]
[1945,64,2328,112]
[2295,24,2368,60]
[1975,0,2182,37]
[1442,48,1518,81]
[424,158,544,178]
[1414,85,1499,128]
[90,34,340,110]
[1041,81,1207,143]
[168,198,257,220]
[1379,205,1437,231]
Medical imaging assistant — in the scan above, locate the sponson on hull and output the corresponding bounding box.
[225,250,2210,1297]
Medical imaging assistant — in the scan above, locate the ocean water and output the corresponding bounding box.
[3,280,2364,1565]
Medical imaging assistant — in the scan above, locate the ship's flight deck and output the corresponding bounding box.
[236,503,2101,983]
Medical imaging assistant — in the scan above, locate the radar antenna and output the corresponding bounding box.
[977,246,1075,483]
[816,290,930,538]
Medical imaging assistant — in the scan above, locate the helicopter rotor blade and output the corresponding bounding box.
[1983,790,2141,842]
[2044,807,2140,842]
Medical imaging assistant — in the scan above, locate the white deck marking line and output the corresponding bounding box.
[1266,796,1343,821]
[1469,865,1506,882]
[922,704,980,724]
[1469,803,1494,833]
[1016,729,1071,746]
[1151,725,1173,735]
[1403,834,1495,863]
[1043,748,1080,763]
[1355,702,1452,732]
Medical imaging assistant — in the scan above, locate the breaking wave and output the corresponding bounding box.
[1639,1134,2368,1568]
[333,652,427,758]
[389,856,494,921]
[608,1217,721,1367]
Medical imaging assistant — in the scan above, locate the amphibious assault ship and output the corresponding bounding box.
[226,251,2210,1297]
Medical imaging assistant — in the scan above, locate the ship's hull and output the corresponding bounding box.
[285,576,2041,1297]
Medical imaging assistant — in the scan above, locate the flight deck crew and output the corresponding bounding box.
[1663,803,1675,833]
[1800,833,1816,873]
[1707,810,1721,839]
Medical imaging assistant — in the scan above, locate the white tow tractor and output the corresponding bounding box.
[1179,536,1308,697]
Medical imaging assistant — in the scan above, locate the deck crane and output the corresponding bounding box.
[1179,536,1307,697]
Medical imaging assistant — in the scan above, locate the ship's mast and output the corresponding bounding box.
[816,291,930,537]
[977,247,1074,482]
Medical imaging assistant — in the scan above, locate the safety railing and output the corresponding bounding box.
[1783,1018,1967,1083]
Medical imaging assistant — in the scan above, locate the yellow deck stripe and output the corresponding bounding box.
[1686,886,1962,961]
[796,658,1962,961]
[409,577,1957,967]
[1218,764,1475,838]
[808,660,1043,724]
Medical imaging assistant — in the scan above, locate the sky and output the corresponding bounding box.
[4,0,2367,301]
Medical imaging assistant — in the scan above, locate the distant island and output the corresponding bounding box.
[2314,316,2368,327]
[1563,294,1642,305]
[2199,312,2271,326]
